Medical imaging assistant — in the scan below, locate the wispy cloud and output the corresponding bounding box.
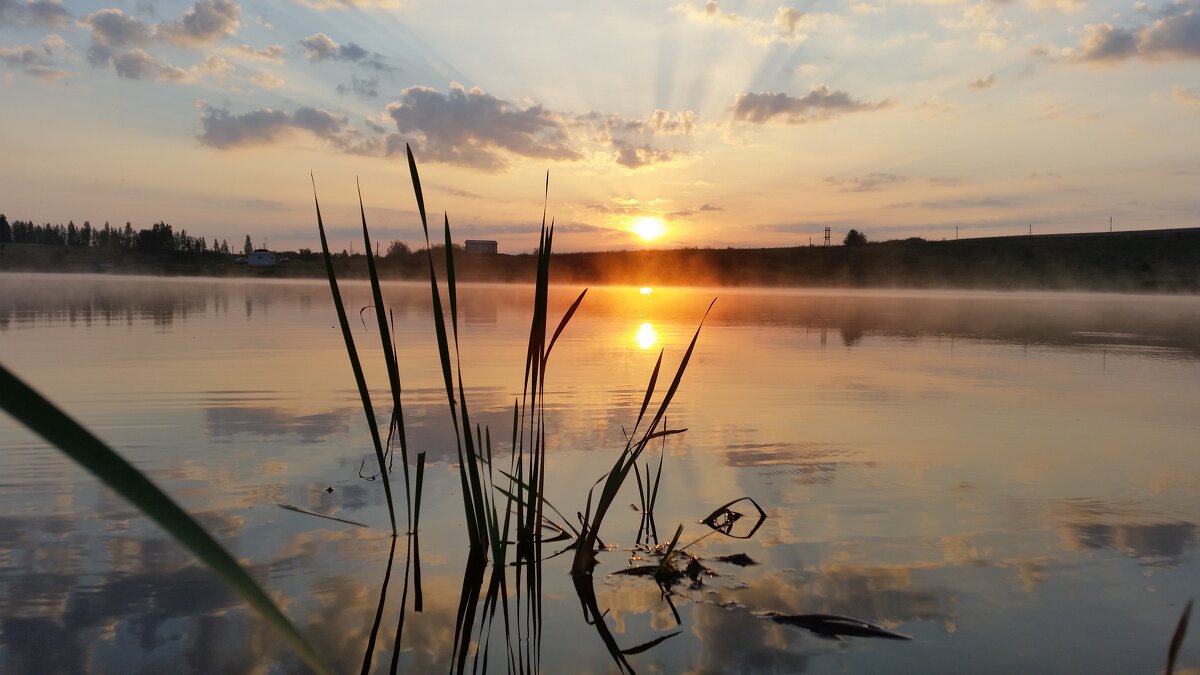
[113,51,232,83]
[824,173,907,192]
[968,74,997,91]
[612,140,686,169]
[197,105,350,148]
[222,43,285,63]
[731,85,892,124]
[673,1,826,44]
[337,75,379,98]
[1172,85,1200,111]
[0,34,69,81]
[292,0,401,10]
[299,32,389,69]
[0,0,70,27]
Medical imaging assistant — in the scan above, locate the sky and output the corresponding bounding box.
[1,0,1198,253]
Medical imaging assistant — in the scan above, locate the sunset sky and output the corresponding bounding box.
[1,0,1198,252]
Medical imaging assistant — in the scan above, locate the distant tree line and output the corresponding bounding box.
[0,213,233,256]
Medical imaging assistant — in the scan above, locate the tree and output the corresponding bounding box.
[843,229,868,246]
[243,235,253,256]
[0,214,9,244]
[384,240,410,258]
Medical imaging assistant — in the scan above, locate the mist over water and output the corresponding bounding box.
[2,274,1199,673]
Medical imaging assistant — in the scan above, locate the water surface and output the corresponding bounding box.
[1,274,1198,673]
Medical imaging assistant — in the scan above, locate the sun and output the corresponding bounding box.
[630,216,666,241]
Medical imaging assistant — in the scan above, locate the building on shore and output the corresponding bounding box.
[247,249,276,266]
[465,240,498,254]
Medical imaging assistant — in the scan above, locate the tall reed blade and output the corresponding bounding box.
[312,178,398,535]
[0,365,330,675]
[358,182,413,526]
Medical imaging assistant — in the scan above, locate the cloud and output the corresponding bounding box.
[914,95,955,117]
[336,74,379,98]
[157,0,241,47]
[731,85,892,124]
[699,203,723,211]
[252,71,284,88]
[916,195,1023,209]
[580,109,696,169]
[198,105,349,148]
[1029,0,1085,11]
[0,0,70,27]
[299,32,388,68]
[824,172,906,192]
[673,1,824,44]
[224,43,285,62]
[595,109,697,136]
[1140,3,1200,59]
[1065,2,1200,64]
[1172,85,1200,111]
[1070,23,1140,62]
[112,50,231,82]
[293,0,401,9]
[385,83,581,171]
[968,74,996,90]
[81,9,153,48]
[612,139,686,169]
[0,34,69,80]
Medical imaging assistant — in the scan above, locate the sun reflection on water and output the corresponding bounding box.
[636,322,657,349]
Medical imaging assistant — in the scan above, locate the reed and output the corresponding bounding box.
[311,176,399,536]
[571,300,715,577]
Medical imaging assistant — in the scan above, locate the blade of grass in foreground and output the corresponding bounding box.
[0,364,330,675]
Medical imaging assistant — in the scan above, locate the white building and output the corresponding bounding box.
[247,249,276,266]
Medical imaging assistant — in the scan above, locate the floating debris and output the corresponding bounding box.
[701,497,767,540]
[767,613,912,641]
[277,503,367,528]
[714,553,758,567]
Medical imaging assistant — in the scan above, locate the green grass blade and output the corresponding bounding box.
[0,364,330,675]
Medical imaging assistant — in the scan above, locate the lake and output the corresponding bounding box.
[1,273,1198,674]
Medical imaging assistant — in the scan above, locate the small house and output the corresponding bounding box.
[464,239,498,255]
[247,249,277,266]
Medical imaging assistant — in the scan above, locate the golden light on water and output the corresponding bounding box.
[640,287,653,295]
[631,216,666,242]
[636,322,657,349]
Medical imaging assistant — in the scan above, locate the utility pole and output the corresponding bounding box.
[1109,216,1113,233]
[956,226,959,240]
[1028,224,1032,236]
[823,227,831,247]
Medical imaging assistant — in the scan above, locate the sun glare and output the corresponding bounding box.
[631,216,666,241]
[636,322,657,350]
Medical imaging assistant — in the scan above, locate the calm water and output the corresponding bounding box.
[2,273,1199,674]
